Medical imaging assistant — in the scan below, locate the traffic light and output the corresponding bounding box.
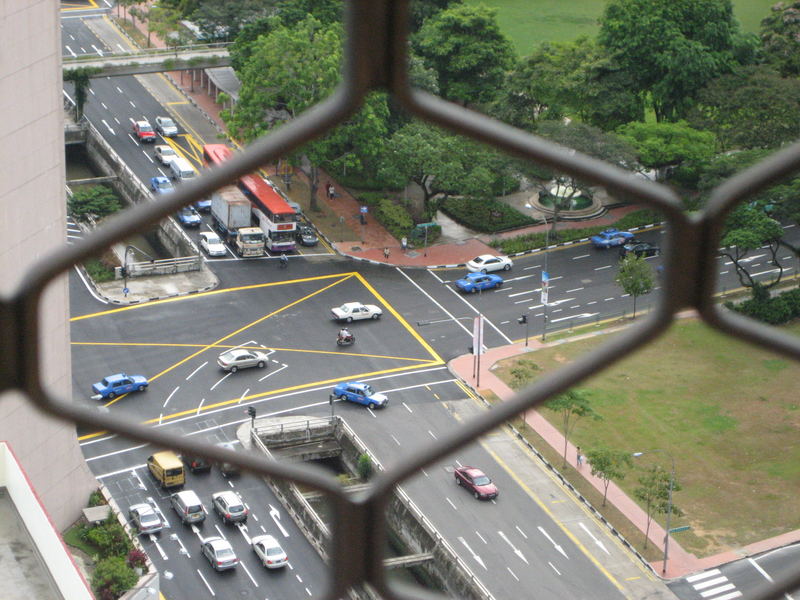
[518,315,527,324]
[247,406,256,422]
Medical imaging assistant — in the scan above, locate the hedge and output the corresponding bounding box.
[440,197,535,233]
[375,198,414,240]
[726,286,800,325]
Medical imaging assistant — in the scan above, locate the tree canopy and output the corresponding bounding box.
[416,4,515,106]
[545,389,601,467]
[191,0,273,41]
[598,0,741,122]
[760,1,800,77]
[615,255,655,318]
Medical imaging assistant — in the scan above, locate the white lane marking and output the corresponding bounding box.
[259,363,287,381]
[509,289,535,298]
[100,119,115,134]
[747,557,774,582]
[84,445,148,463]
[506,567,519,581]
[604,297,615,301]
[498,530,528,564]
[239,559,258,587]
[578,522,609,554]
[196,398,206,415]
[548,562,561,575]
[550,313,599,323]
[428,430,437,439]
[458,537,486,570]
[594,265,612,271]
[700,584,736,598]
[538,526,568,558]
[586,300,597,305]
[515,526,528,539]
[91,44,104,56]
[523,264,541,270]
[707,593,741,600]
[397,268,472,336]
[116,43,126,53]
[694,577,727,590]
[269,504,290,537]
[186,361,208,381]
[390,434,401,446]
[129,100,136,108]
[686,569,722,583]
[403,401,413,413]
[566,287,584,292]
[476,531,487,544]
[100,102,108,110]
[237,389,250,404]
[116,86,123,93]
[446,497,457,510]
[572,254,590,260]
[163,386,180,408]
[210,373,231,390]
[196,569,214,596]
[64,45,77,57]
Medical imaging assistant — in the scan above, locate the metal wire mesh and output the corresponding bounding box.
[9,1,800,598]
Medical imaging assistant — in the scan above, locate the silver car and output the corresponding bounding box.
[201,536,238,571]
[155,116,178,137]
[129,503,164,534]
[212,490,248,524]
[217,348,269,372]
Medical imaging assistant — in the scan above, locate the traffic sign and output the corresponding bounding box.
[669,525,691,534]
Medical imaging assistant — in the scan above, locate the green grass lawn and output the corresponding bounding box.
[494,319,800,557]
[470,0,776,55]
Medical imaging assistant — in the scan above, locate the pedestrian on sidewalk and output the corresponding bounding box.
[383,247,390,261]
[576,447,583,467]
[401,236,407,253]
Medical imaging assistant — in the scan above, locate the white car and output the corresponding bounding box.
[201,536,238,571]
[217,348,269,372]
[252,534,288,569]
[155,116,179,137]
[331,302,382,322]
[154,144,176,165]
[466,254,513,273]
[199,231,226,257]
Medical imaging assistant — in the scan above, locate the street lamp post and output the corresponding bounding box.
[633,449,676,575]
[527,205,551,341]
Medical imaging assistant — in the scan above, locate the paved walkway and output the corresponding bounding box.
[98,13,800,583]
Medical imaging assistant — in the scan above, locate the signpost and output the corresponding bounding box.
[472,315,485,387]
[541,270,549,341]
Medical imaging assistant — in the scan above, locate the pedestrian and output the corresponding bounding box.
[328,183,335,200]
[383,247,390,261]
[576,446,583,467]
[401,236,407,253]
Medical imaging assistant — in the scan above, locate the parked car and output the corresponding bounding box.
[211,490,248,524]
[252,535,288,569]
[590,228,635,249]
[619,241,660,258]
[132,120,156,142]
[455,272,504,293]
[331,381,388,409]
[92,373,148,399]
[454,466,499,500]
[181,455,211,474]
[154,144,177,165]
[295,224,318,247]
[217,348,269,372]
[155,116,178,137]
[331,302,382,322]
[150,176,174,196]
[201,536,239,571]
[129,503,165,534]
[199,231,227,257]
[176,206,201,228]
[466,254,513,273]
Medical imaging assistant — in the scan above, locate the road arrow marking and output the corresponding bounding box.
[270,504,289,538]
[579,522,609,555]
[458,536,486,570]
[550,312,598,323]
[498,530,529,564]
[538,526,568,559]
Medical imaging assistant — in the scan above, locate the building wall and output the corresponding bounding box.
[0,1,97,530]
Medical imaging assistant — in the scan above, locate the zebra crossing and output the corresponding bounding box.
[685,569,741,599]
[66,217,83,244]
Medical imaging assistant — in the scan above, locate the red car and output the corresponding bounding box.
[132,120,156,143]
[454,466,498,500]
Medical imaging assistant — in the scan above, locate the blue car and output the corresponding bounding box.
[176,207,201,227]
[331,382,388,409]
[193,198,212,213]
[92,373,148,399]
[590,228,635,249]
[455,272,504,293]
[150,176,174,196]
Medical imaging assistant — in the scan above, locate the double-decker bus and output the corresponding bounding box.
[202,144,296,252]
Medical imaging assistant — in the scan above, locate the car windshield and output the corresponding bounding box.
[160,147,175,155]
[156,180,170,190]
[266,547,282,556]
[473,257,485,263]
[140,512,159,525]
[161,118,175,127]
[206,234,221,244]
[229,504,244,513]
[139,124,153,132]
[216,546,234,558]
[363,385,374,396]
[473,475,491,486]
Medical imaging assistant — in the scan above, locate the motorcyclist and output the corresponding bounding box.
[338,328,352,342]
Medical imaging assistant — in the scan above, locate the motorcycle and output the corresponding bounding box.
[336,333,355,346]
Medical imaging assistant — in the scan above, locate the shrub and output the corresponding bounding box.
[440,197,535,233]
[127,548,148,570]
[357,453,373,480]
[68,185,122,222]
[91,556,139,600]
[728,285,800,325]
[88,489,107,507]
[409,222,442,246]
[86,518,132,559]
[84,258,116,283]
[375,198,414,240]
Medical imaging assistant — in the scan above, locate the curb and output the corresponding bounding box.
[102,281,218,305]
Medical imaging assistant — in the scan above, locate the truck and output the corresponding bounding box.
[210,186,266,257]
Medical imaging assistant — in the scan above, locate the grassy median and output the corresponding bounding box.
[494,318,800,557]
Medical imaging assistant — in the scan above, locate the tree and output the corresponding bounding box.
[191,0,273,42]
[544,389,601,467]
[68,186,123,222]
[760,1,800,77]
[615,255,654,319]
[91,556,139,600]
[686,65,800,151]
[274,0,342,28]
[616,121,716,182]
[228,16,273,72]
[416,4,515,106]
[149,4,186,49]
[634,464,682,549]
[598,0,741,121]
[720,204,786,292]
[586,448,633,506]
[63,67,101,121]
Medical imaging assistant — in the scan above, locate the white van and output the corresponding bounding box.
[169,157,196,183]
